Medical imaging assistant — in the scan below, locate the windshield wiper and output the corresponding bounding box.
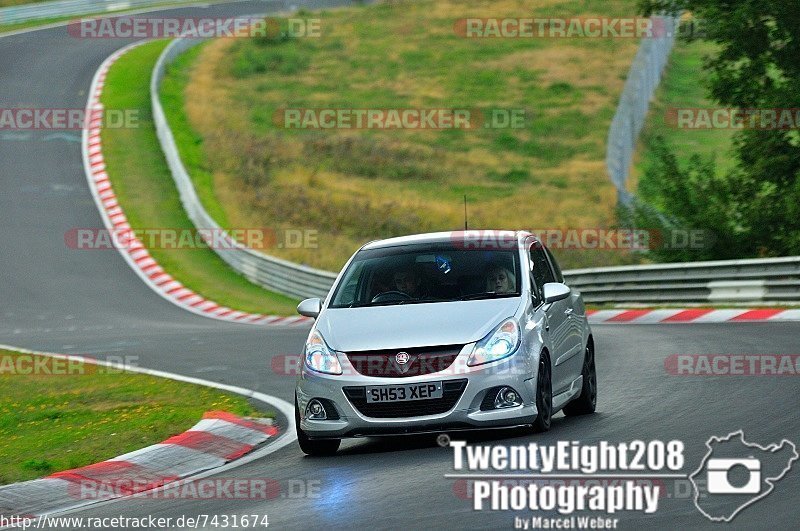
[349,300,407,308]
[344,294,516,307]
[456,292,518,301]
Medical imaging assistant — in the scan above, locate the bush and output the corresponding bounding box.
[231,40,310,78]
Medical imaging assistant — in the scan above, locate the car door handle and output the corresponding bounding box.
[564,308,574,316]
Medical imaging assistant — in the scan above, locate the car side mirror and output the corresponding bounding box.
[297,297,322,318]
[543,282,570,304]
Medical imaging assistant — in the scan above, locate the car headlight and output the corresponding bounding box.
[304,330,342,375]
[467,318,520,367]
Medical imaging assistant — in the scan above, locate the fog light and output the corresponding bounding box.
[494,386,522,409]
[305,399,327,420]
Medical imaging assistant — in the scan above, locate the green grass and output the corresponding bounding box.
[161,44,231,228]
[0,349,267,484]
[164,0,647,271]
[632,38,736,189]
[100,40,299,315]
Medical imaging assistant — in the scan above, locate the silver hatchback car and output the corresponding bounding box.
[294,231,596,455]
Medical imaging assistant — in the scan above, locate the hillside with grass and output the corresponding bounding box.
[631,38,735,195]
[164,0,648,271]
[103,41,299,315]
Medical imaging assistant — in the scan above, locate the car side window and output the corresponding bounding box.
[529,242,556,300]
[544,246,564,284]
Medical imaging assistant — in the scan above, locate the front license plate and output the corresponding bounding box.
[365,382,443,403]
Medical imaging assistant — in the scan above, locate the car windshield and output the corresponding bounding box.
[329,243,522,308]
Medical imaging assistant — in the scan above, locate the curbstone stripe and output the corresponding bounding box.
[81,42,312,327]
[0,411,276,518]
[586,308,800,324]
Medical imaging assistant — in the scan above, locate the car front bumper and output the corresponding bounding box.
[296,352,539,439]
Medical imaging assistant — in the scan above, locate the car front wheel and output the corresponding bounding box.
[295,399,341,456]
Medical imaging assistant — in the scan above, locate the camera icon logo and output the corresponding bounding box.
[690,431,797,522]
[706,457,761,494]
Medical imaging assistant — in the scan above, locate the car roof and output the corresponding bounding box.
[360,230,536,250]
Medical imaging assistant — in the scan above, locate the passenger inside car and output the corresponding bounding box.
[485,264,516,294]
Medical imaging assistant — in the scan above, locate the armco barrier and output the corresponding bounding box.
[150,6,339,301]
[150,13,800,306]
[564,256,800,304]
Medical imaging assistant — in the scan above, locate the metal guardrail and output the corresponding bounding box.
[151,28,338,300]
[606,15,681,206]
[151,13,800,305]
[564,256,800,304]
[0,0,186,25]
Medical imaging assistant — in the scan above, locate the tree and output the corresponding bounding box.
[626,137,746,261]
[635,0,800,258]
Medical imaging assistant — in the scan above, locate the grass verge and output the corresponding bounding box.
[100,40,299,316]
[163,0,648,271]
[0,349,267,484]
[631,38,735,191]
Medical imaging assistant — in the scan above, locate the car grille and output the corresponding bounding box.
[344,345,462,378]
[343,379,468,418]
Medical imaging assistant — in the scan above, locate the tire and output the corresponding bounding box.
[295,399,341,456]
[563,341,597,417]
[531,352,552,433]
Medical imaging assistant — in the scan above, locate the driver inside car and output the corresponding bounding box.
[393,267,426,298]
